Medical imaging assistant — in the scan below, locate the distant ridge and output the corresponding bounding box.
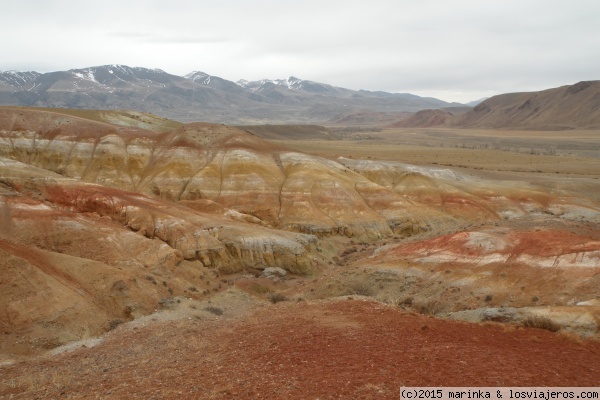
[0,65,458,124]
[389,81,600,130]
[452,81,600,129]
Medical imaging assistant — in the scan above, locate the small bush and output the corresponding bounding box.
[397,296,414,307]
[414,299,442,315]
[204,306,224,316]
[521,316,561,332]
[345,280,374,297]
[250,283,271,294]
[268,292,288,304]
[108,319,124,331]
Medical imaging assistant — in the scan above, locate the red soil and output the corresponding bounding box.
[392,228,600,258]
[1,299,599,399]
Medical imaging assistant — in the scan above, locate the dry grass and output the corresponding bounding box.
[521,316,561,333]
[268,292,288,304]
[344,280,374,297]
[413,299,443,315]
[274,127,600,177]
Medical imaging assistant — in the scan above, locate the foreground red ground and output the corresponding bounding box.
[1,299,599,399]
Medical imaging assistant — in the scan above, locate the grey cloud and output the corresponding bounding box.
[1,0,599,103]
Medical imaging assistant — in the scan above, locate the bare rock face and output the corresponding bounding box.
[357,225,600,322]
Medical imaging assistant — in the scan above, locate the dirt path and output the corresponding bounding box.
[1,298,599,399]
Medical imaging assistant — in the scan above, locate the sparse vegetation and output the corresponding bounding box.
[108,319,124,331]
[204,306,224,316]
[268,292,288,304]
[413,299,442,315]
[396,296,414,308]
[521,316,561,332]
[250,283,271,294]
[345,280,374,297]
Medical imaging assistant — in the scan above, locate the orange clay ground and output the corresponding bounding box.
[2,298,599,400]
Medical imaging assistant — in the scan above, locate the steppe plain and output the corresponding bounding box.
[1,106,599,399]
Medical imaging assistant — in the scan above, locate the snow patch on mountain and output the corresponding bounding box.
[185,71,211,84]
[73,70,98,83]
[0,71,41,87]
[237,76,307,92]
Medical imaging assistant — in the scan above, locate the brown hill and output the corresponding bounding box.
[389,109,454,128]
[453,80,600,130]
[392,81,600,130]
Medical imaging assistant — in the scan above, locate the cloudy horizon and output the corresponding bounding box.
[2,0,599,103]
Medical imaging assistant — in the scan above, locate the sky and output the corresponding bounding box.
[2,0,599,103]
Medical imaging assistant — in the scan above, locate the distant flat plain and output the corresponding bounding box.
[274,127,600,199]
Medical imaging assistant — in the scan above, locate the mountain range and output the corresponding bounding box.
[0,65,460,124]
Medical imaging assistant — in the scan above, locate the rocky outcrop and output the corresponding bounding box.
[359,225,600,315]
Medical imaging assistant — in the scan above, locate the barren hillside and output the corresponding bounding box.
[452,81,600,130]
[393,81,600,130]
[1,106,599,398]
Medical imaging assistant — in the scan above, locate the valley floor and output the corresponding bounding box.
[2,294,599,400]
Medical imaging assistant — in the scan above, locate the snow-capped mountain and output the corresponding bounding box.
[0,65,460,124]
[238,76,337,94]
[0,71,41,87]
[68,65,171,86]
[185,71,210,84]
[185,71,251,96]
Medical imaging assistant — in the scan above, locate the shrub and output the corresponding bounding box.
[268,292,288,304]
[108,319,124,331]
[250,283,271,294]
[204,306,224,316]
[521,315,561,332]
[413,299,442,315]
[397,296,414,307]
[345,280,374,296]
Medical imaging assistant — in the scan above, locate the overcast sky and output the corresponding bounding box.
[2,0,599,103]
